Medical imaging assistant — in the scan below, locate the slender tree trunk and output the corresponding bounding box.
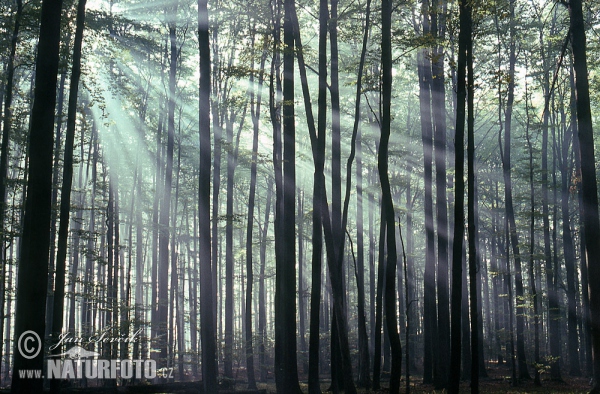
[461,241,471,380]
[431,1,450,386]
[561,70,580,377]
[538,12,562,383]
[448,0,470,389]
[418,0,437,383]
[48,2,88,389]
[380,0,402,391]
[524,70,542,385]
[244,34,265,391]
[328,0,345,388]
[373,206,385,390]
[224,115,235,379]
[150,99,163,363]
[0,0,22,377]
[500,0,530,381]
[158,9,178,367]
[570,0,600,389]
[259,180,272,383]
[307,2,328,391]
[298,190,308,373]
[466,15,479,391]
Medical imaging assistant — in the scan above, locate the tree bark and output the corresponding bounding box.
[380,0,402,391]
[448,0,470,389]
[198,0,218,391]
[431,1,450,386]
[0,0,22,379]
[274,0,301,391]
[418,0,437,383]
[501,0,530,381]
[561,68,580,377]
[10,0,63,391]
[569,0,600,390]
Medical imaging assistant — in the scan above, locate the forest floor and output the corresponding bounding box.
[0,365,592,393]
[288,364,593,393]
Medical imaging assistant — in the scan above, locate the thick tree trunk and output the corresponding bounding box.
[571,62,593,377]
[274,0,301,391]
[10,0,63,391]
[198,0,218,391]
[569,0,600,390]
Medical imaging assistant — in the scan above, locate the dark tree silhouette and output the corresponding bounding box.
[448,0,470,390]
[569,0,600,391]
[10,0,64,392]
[198,0,218,391]
[380,0,402,392]
[49,0,88,391]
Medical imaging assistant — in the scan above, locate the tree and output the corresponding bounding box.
[448,0,470,390]
[431,1,450,386]
[10,0,64,391]
[244,27,266,390]
[500,0,530,381]
[569,0,600,391]
[157,0,178,367]
[274,0,302,391]
[380,0,402,391]
[0,0,22,375]
[418,0,437,384]
[198,0,218,391]
[49,0,88,391]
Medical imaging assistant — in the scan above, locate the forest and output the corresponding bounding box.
[1,0,600,392]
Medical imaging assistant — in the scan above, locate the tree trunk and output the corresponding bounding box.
[561,68,580,377]
[418,0,437,383]
[448,0,470,389]
[569,0,600,389]
[373,206,385,390]
[224,114,235,379]
[0,0,22,380]
[431,1,450,386]
[501,0,530,381]
[198,0,218,391]
[380,0,402,391]
[49,1,87,390]
[466,13,479,391]
[10,0,63,390]
[258,179,272,383]
[524,67,541,386]
[244,32,265,390]
[274,0,301,390]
